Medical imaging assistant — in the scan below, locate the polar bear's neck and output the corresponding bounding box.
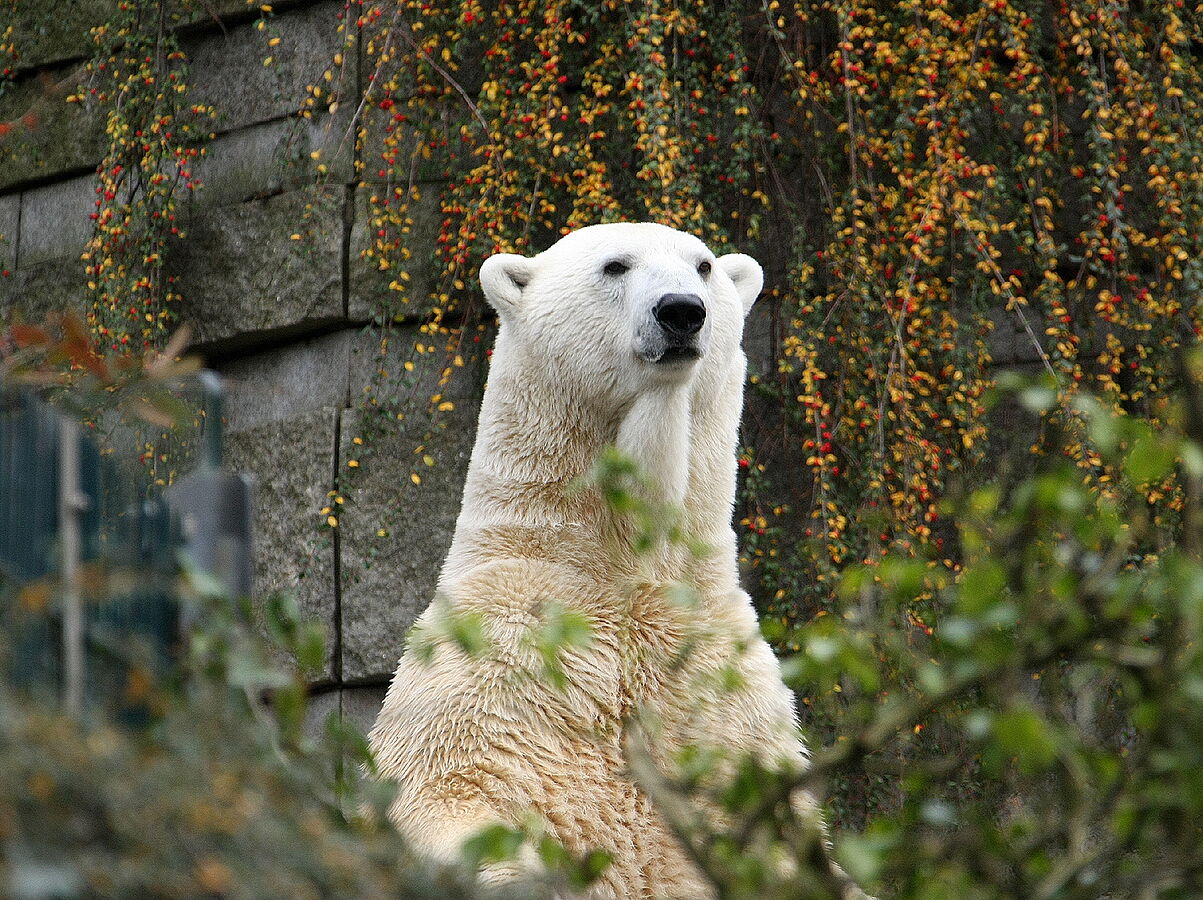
[616,385,692,508]
[456,368,616,529]
[455,365,694,531]
[684,353,745,536]
[677,349,748,593]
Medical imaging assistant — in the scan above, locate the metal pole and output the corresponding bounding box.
[58,420,84,716]
[199,370,223,469]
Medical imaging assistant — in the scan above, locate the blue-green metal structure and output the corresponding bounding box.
[0,391,179,711]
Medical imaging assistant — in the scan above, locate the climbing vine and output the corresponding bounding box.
[4,1,1203,886]
[317,0,767,543]
[344,1,1202,620]
[760,0,1203,618]
[352,0,761,297]
[71,0,213,354]
[328,0,1203,635]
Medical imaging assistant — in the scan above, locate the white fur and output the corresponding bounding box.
[369,224,815,898]
[616,385,692,506]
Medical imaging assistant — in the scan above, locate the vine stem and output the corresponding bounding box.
[392,21,507,182]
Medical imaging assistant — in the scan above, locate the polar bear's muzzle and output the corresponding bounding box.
[647,293,706,363]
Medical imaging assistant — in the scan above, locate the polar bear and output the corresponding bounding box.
[369,223,833,897]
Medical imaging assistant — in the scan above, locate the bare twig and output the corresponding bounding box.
[392,24,506,181]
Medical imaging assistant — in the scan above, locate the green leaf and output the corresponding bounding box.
[917,662,946,693]
[938,616,977,647]
[993,707,1057,773]
[573,850,613,888]
[836,831,890,884]
[957,560,1006,614]
[543,604,594,650]
[1123,427,1177,487]
[273,683,306,736]
[805,634,840,663]
[1180,440,1203,479]
[295,623,327,674]
[1019,384,1057,413]
[967,483,1002,517]
[445,610,489,657]
[263,592,300,646]
[462,824,525,868]
[226,652,293,691]
[878,556,929,600]
[963,709,993,739]
[920,799,957,827]
[537,835,572,869]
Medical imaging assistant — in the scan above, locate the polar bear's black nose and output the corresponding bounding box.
[653,293,706,337]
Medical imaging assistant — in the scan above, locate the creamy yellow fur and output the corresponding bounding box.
[369,224,811,898]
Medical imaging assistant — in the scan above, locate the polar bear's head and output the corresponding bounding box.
[479,223,762,401]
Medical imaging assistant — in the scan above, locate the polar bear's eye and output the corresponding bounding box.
[603,260,629,276]
[697,260,712,276]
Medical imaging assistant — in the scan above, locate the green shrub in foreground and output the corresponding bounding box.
[0,581,542,899]
[5,368,1203,899]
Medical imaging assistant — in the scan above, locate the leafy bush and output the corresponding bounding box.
[674,370,1203,898]
[6,329,1203,897]
[0,575,541,899]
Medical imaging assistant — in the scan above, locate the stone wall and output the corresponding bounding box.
[0,0,1038,739]
[0,0,471,736]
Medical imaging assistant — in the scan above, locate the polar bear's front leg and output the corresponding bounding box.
[369,582,628,895]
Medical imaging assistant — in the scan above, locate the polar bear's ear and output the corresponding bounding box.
[717,253,764,317]
[480,253,535,317]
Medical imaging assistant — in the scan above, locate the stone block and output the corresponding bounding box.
[356,20,486,183]
[0,257,89,325]
[347,181,445,322]
[302,688,341,744]
[224,406,338,679]
[346,321,490,409]
[216,329,355,430]
[172,186,346,348]
[305,107,359,187]
[193,118,304,208]
[8,0,107,71]
[186,1,348,135]
[18,174,95,268]
[182,0,317,32]
[193,107,355,208]
[986,306,1047,366]
[341,684,387,734]
[980,361,1045,477]
[302,687,386,745]
[0,68,105,192]
[9,0,328,74]
[743,293,777,380]
[337,395,479,681]
[0,193,19,272]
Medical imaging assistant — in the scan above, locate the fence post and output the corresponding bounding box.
[58,420,85,716]
[168,372,254,604]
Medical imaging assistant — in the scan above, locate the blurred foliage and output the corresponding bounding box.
[9,361,1203,897]
[0,566,541,900]
[0,315,498,895]
[744,0,1203,632]
[567,366,1203,898]
[741,369,1203,897]
[2,311,199,427]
